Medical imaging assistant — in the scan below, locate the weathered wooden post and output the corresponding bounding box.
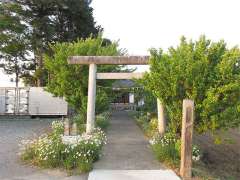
[71,122,78,135]
[157,98,166,135]
[180,99,194,179]
[64,118,70,135]
[86,64,97,134]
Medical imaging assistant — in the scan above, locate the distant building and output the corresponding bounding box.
[110,80,144,110]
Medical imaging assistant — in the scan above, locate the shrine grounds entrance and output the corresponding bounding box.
[68,55,195,179]
[68,56,151,134]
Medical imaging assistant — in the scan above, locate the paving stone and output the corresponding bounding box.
[89,170,180,180]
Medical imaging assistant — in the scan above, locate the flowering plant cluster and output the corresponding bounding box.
[20,121,107,173]
[52,121,64,135]
[149,132,177,146]
[192,145,201,161]
[149,132,201,165]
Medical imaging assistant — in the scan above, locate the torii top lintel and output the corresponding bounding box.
[68,56,149,65]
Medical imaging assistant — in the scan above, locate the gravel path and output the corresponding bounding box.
[94,111,165,170]
[0,117,88,180]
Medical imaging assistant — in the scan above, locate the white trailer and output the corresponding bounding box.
[29,87,68,116]
[0,88,6,114]
[0,87,68,116]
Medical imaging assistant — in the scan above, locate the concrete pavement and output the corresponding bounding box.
[94,111,164,170]
[0,112,179,180]
[0,118,87,180]
[91,111,179,179]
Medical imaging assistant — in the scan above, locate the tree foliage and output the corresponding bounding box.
[0,2,32,87]
[142,36,240,133]
[2,0,101,86]
[44,36,124,115]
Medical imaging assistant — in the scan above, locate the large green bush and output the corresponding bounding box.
[44,36,124,115]
[143,36,240,133]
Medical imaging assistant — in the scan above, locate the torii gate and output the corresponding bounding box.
[68,56,165,134]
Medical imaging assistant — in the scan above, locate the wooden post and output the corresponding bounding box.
[157,98,166,135]
[86,64,97,134]
[64,118,70,135]
[180,99,194,179]
[71,122,78,135]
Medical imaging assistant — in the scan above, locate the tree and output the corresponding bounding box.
[5,0,101,86]
[0,2,32,87]
[142,36,240,134]
[44,36,124,116]
[54,0,101,42]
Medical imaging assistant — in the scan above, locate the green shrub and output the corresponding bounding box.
[148,118,158,136]
[73,114,86,134]
[73,114,85,125]
[76,160,93,173]
[135,113,158,137]
[44,36,124,115]
[96,111,111,130]
[96,115,109,130]
[142,36,240,133]
[73,111,111,133]
[135,113,148,130]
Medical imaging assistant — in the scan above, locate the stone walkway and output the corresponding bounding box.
[91,111,180,180]
[94,111,164,170]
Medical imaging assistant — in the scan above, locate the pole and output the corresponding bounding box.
[86,64,97,134]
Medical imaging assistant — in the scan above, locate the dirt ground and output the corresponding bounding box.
[193,127,240,180]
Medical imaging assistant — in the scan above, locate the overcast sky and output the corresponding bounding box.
[1,0,240,86]
[92,0,240,54]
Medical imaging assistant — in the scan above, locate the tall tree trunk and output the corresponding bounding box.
[15,59,19,88]
[16,72,19,88]
[36,51,44,87]
[15,66,19,115]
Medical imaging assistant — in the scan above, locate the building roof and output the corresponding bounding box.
[112,80,136,88]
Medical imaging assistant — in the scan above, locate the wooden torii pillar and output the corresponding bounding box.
[68,56,165,134]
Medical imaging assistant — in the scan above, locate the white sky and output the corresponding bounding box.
[1,0,240,86]
[92,0,240,54]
